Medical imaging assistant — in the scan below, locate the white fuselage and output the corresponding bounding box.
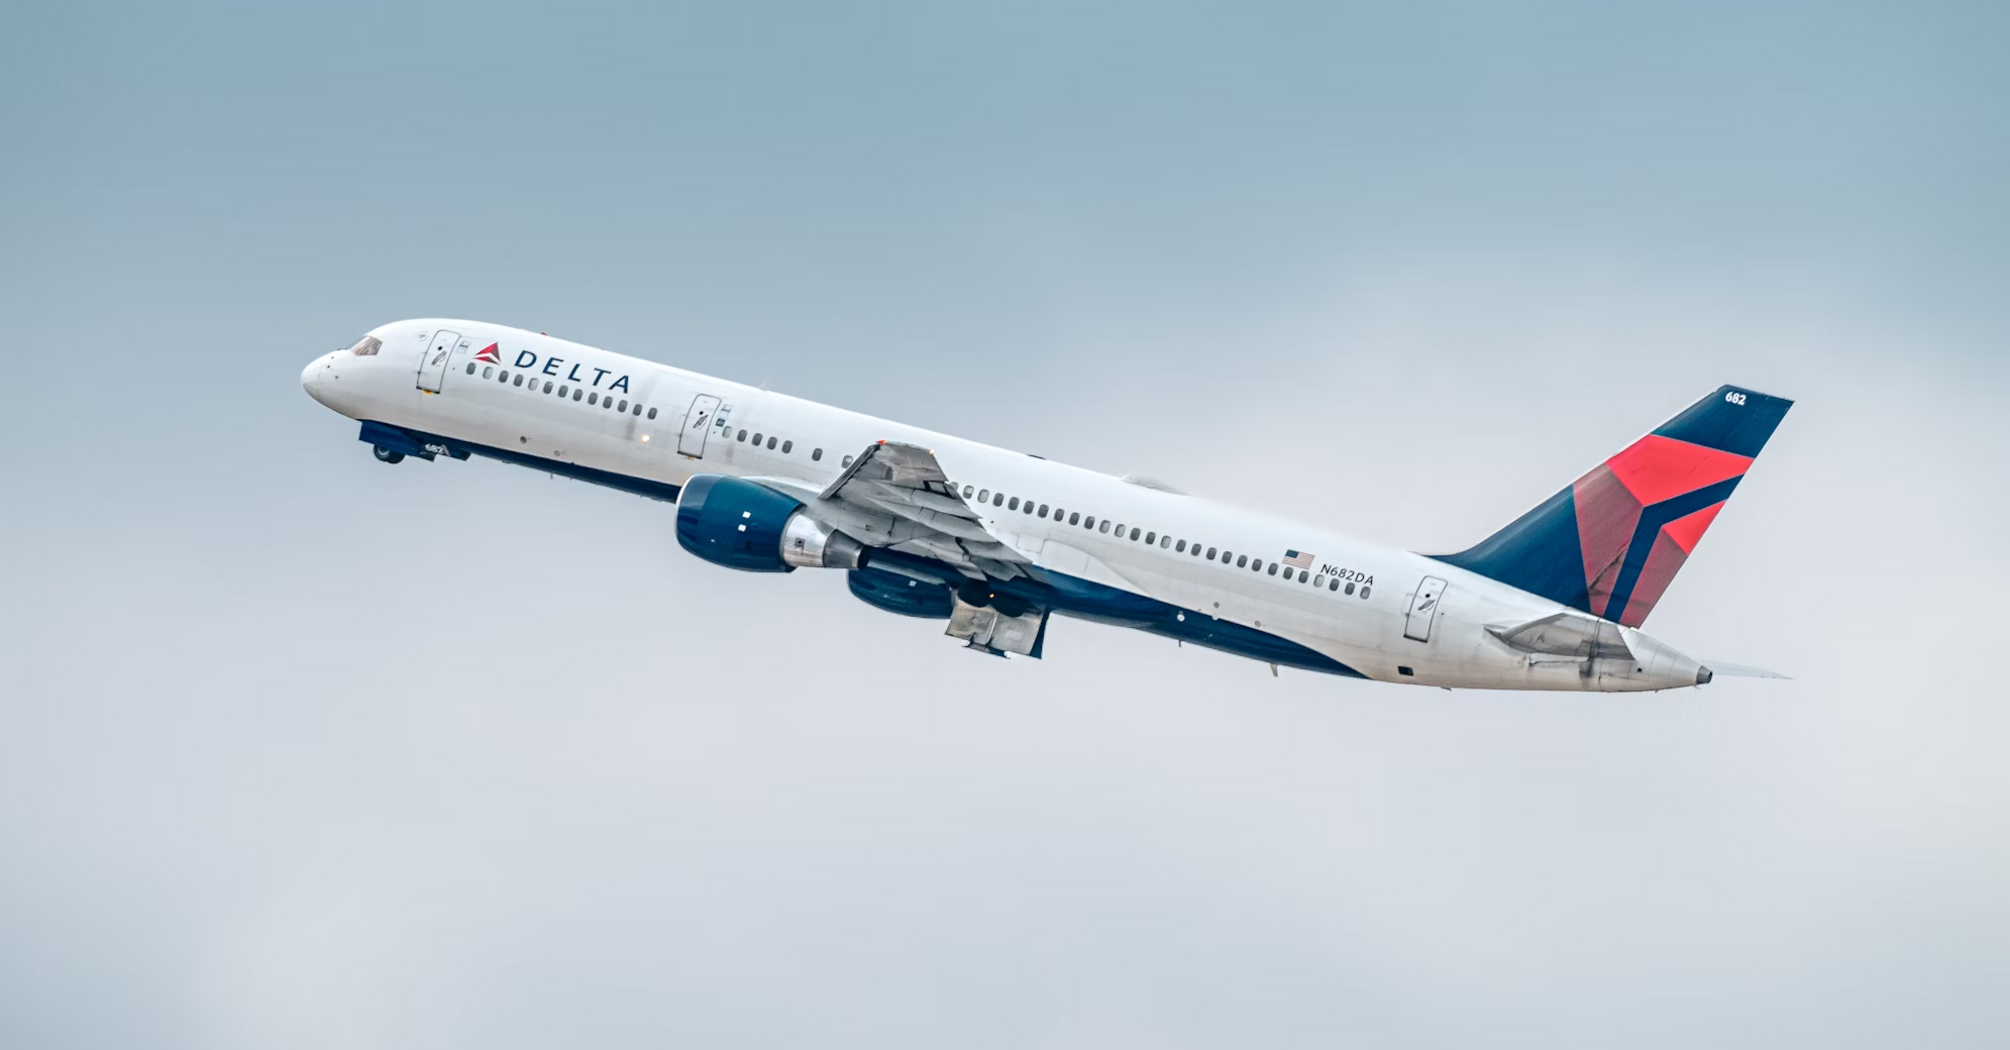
[302,319,1708,691]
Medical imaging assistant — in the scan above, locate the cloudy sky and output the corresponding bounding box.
[3,2,2007,1047]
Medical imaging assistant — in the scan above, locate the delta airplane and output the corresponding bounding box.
[302,320,1791,691]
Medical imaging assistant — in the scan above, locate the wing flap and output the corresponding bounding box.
[815,441,1031,578]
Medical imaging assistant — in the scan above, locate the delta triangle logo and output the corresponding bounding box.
[474,342,501,363]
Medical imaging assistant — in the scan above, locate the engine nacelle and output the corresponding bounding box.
[676,474,866,573]
[780,510,867,570]
[847,567,955,618]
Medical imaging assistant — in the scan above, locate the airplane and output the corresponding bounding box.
[302,320,1791,691]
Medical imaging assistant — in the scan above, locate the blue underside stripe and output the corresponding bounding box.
[864,549,1365,677]
[360,421,1366,678]
[362,420,684,502]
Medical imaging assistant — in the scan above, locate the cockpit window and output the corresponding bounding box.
[347,335,382,357]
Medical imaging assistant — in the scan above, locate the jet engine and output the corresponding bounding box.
[847,567,956,618]
[675,474,866,573]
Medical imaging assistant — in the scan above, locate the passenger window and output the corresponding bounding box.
[465,363,476,374]
[1008,497,1019,511]
[1038,504,1049,518]
[737,430,747,442]
[1330,578,1340,591]
[633,404,642,416]
[1207,547,1217,560]
[573,388,583,401]
[514,375,524,387]
[1254,560,1265,572]
[1129,528,1140,541]
[1344,582,1355,595]
[752,433,763,445]
[1299,570,1309,583]
[1099,520,1111,533]
[618,400,628,412]
[842,455,854,467]
[482,366,494,379]
[978,489,990,502]
[498,370,509,382]
[1236,555,1247,568]
[993,493,1005,507]
[588,392,598,405]
[1360,586,1371,598]
[1173,539,1183,551]
[1145,531,1155,545]
[1024,501,1034,514]
[812,448,823,461]
[782,440,792,453]
[647,407,657,419]
[1069,512,1081,525]
[963,485,974,498]
[558,385,569,397]
[1265,563,1275,576]
[543,382,554,393]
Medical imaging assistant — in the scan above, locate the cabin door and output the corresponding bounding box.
[678,394,722,457]
[1404,576,1448,643]
[417,329,462,393]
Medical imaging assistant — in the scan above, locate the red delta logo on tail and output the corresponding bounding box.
[1574,434,1751,626]
[474,342,500,363]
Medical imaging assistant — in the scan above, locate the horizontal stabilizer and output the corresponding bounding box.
[1486,612,1632,660]
[1700,662,1792,680]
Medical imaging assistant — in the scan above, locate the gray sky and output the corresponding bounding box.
[3,2,2007,1047]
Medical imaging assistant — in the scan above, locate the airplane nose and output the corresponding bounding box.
[302,354,335,407]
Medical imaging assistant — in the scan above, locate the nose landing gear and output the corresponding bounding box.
[372,445,406,464]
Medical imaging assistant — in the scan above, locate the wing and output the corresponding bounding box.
[751,441,1031,580]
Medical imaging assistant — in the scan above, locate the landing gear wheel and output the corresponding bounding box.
[372,445,405,464]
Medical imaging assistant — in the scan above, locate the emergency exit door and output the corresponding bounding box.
[417,329,462,392]
[1404,576,1448,643]
[678,394,721,457]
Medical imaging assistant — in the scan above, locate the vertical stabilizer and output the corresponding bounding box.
[1435,385,1791,626]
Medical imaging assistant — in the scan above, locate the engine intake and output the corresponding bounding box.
[676,474,866,573]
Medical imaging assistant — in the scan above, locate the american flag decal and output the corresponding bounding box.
[1283,550,1314,569]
